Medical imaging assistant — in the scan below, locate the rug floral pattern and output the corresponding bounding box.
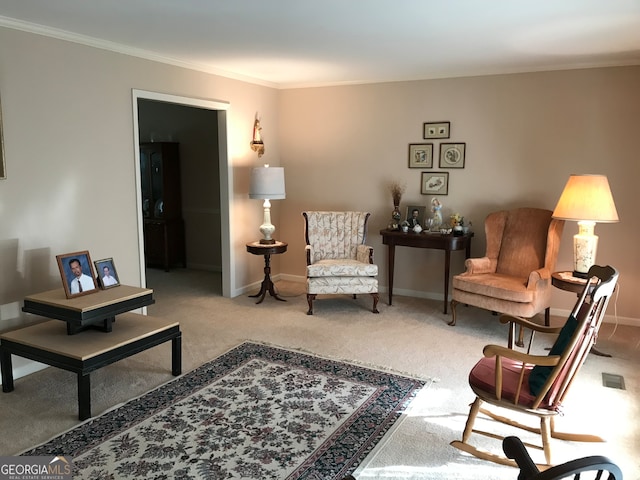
[23,342,425,479]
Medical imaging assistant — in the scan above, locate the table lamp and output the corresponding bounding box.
[249,165,286,244]
[552,174,619,278]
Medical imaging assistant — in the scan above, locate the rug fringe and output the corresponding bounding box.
[239,339,439,383]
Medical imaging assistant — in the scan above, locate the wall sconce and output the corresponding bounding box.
[249,165,286,244]
[250,114,265,157]
[552,174,619,277]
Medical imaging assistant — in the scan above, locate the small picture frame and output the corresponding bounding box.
[439,142,466,168]
[408,143,433,168]
[94,257,120,289]
[405,205,427,228]
[56,251,98,299]
[421,172,449,195]
[423,121,450,139]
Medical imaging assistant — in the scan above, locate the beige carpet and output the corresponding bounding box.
[1,268,638,479]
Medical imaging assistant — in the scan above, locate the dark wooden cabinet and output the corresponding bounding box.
[140,142,185,271]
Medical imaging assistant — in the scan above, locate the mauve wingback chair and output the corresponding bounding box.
[449,208,564,327]
[303,211,379,315]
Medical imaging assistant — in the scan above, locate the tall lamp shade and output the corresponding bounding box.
[552,174,618,277]
[249,165,286,244]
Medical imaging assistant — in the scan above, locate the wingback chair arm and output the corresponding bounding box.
[499,314,563,335]
[356,244,374,264]
[463,256,496,274]
[525,267,551,289]
[483,344,561,367]
[305,245,312,266]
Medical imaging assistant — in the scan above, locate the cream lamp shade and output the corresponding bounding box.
[249,165,286,244]
[552,174,618,277]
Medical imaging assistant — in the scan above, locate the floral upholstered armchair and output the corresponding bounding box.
[302,211,379,315]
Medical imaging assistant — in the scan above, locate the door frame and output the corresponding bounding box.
[131,89,232,297]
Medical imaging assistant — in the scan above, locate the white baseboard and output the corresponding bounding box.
[272,276,640,327]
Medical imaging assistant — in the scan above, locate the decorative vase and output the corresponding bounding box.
[390,205,401,230]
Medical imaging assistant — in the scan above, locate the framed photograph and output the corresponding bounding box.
[405,205,427,228]
[408,143,433,168]
[94,257,120,289]
[421,172,449,195]
[56,251,98,299]
[423,121,450,139]
[439,142,466,168]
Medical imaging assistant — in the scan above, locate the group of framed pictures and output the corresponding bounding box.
[56,250,120,299]
[408,121,466,196]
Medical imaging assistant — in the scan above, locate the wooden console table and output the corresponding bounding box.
[380,229,473,313]
[1,313,181,420]
[22,285,155,334]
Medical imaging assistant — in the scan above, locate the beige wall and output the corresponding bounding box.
[277,68,639,323]
[0,27,280,330]
[0,26,638,330]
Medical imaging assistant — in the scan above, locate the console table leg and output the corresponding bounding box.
[443,251,451,314]
[172,334,182,376]
[387,244,396,305]
[78,373,91,420]
[1,350,14,392]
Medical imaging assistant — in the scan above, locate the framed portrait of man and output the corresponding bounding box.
[56,251,98,299]
[94,257,120,289]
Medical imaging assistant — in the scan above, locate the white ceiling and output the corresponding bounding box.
[1,0,639,88]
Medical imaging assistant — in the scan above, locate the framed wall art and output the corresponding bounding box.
[421,172,449,195]
[439,142,466,168]
[423,121,450,139]
[408,143,433,168]
[94,257,120,289]
[56,250,98,299]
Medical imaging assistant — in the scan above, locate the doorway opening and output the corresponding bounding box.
[131,90,232,297]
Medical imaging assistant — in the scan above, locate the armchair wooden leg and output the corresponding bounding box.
[371,293,379,313]
[448,299,459,326]
[306,294,316,315]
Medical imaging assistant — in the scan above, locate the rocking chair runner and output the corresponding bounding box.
[503,436,623,480]
[451,265,619,468]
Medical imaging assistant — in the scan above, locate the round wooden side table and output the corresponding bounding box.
[246,241,288,304]
[551,271,596,295]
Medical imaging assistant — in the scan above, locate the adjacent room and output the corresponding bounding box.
[0,1,638,479]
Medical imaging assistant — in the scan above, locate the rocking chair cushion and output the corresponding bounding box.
[528,313,578,396]
[469,356,540,408]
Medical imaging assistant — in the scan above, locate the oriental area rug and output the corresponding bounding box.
[22,342,426,479]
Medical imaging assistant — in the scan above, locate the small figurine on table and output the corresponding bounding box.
[431,198,443,230]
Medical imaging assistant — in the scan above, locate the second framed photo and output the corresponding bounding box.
[405,205,427,228]
[94,257,120,289]
[408,143,433,168]
[439,142,466,168]
[421,172,449,195]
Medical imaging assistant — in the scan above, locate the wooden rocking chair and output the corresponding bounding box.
[451,265,619,468]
